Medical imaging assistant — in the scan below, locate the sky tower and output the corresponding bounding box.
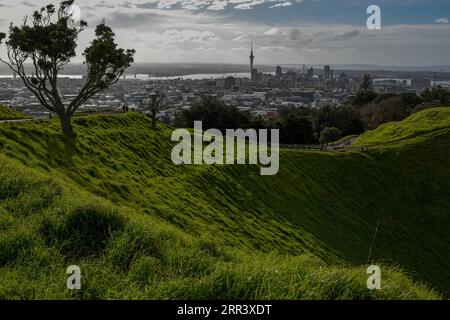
[250,41,255,80]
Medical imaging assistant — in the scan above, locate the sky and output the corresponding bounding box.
[0,0,449,66]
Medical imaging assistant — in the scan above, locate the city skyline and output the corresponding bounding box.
[0,0,450,66]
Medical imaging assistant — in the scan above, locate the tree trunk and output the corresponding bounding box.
[152,109,157,129]
[59,113,75,139]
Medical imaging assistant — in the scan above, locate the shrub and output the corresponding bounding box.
[319,127,342,144]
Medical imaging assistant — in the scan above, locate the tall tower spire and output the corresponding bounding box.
[250,41,255,80]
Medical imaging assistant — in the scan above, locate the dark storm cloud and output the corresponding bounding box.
[327,30,360,41]
[105,11,170,29]
[135,2,159,10]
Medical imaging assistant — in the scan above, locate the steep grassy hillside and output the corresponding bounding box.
[355,107,450,146]
[0,105,29,121]
[0,109,448,299]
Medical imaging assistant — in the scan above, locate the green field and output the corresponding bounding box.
[0,105,29,121]
[0,108,448,299]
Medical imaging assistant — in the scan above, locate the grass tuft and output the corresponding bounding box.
[40,204,126,258]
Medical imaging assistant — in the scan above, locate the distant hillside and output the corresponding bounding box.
[0,109,449,299]
[0,105,29,121]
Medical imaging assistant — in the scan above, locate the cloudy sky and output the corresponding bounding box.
[0,0,449,66]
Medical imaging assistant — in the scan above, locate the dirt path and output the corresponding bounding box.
[280,135,366,153]
[332,135,359,148]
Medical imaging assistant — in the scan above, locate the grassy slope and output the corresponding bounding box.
[0,105,29,121]
[0,110,448,299]
[355,107,450,146]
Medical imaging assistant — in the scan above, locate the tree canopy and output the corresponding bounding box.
[174,96,249,133]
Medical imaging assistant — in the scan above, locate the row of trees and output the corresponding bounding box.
[174,96,364,145]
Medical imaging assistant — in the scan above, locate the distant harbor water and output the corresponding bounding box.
[126,72,253,80]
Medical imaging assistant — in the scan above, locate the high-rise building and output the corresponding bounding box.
[324,65,331,80]
[411,78,431,90]
[275,65,283,77]
[224,76,236,89]
[307,67,314,79]
[252,68,258,81]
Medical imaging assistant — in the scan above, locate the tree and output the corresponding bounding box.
[348,74,377,106]
[360,74,373,91]
[279,115,314,144]
[0,1,135,138]
[319,127,341,145]
[145,89,166,129]
[350,90,378,106]
[174,96,247,133]
[359,94,416,130]
[313,105,364,137]
[421,86,450,105]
